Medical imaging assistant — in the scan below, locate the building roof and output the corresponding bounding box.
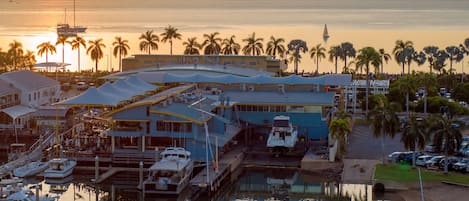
[207,91,335,105]
[1,105,37,119]
[34,106,70,117]
[56,87,122,107]
[0,70,59,91]
[0,79,19,96]
[100,64,275,80]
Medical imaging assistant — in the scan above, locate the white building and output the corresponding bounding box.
[0,70,60,108]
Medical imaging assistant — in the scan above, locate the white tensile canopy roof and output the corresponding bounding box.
[55,87,122,106]
[1,105,37,119]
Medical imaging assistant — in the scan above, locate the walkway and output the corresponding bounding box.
[342,159,379,184]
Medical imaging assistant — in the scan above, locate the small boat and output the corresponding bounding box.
[13,162,49,178]
[0,183,24,199]
[6,189,56,201]
[7,144,27,162]
[43,158,76,179]
[0,175,23,187]
[143,147,193,195]
[323,24,330,43]
[267,116,298,153]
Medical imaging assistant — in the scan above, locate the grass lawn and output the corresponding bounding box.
[374,164,469,185]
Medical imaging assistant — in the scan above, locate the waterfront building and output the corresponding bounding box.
[34,106,73,131]
[96,73,351,161]
[0,70,60,108]
[122,54,287,74]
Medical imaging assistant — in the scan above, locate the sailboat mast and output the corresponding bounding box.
[74,0,76,27]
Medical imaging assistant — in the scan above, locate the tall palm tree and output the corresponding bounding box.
[242,32,264,56]
[287,40,308,74]
[444,46,464,74]
[202,32,222,55]
[393,40,414,75]
[183,37,201,55]
[355,47,381,115]
[328,46,342,74]
[412,51,427,72]
[339,42,356,71]
[378,48,391,74]
[431,114,462,174]
[310,44,326,74]
[37,42,56,72]
[112,36,130,72]
[86,38,106,72]
[69,36,86,72]
[401,115,427,167]
[460,38,469,55]
[8,40,24,71]
[139,30,159,54]
[423,46,439,74]
[266,36,286,59]
[403,47,416,74]
[221,35,240,55]
[160,25,182,55]
[370,102,400,164]
[329,118,351,160]
[55,35,69,64]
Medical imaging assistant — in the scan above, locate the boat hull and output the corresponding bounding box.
[13,162,49,177]
[44,160,76,179]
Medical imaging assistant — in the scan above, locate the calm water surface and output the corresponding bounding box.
[0,0,468,73]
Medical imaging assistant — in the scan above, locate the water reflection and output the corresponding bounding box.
[13,168,385,201]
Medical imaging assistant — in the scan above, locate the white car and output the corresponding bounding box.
[416,155,433,166]
[425,156,444,168]
[453,158,469,172]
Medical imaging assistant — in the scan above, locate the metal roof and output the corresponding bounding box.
[100,64,274,80]
[0,70,59,91]
[208,91,335,105]
[0,79,19,96]
[1,105,37,119]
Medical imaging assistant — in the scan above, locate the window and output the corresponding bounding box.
[33,92,36,100]
[156,121,192,133]
[29,94,31,101]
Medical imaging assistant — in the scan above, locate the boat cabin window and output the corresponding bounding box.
[50,162,64,170]
[273,120,289,127]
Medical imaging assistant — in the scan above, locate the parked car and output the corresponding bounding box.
[453,158,469,172]
[425,156,444,168]
[416,155,433,166]
[399,152,424,164]
[438,157,460,171]
[425,144,436,153]
[77,81,88,90]
[388,152,404,163]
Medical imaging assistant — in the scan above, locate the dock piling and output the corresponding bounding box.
[138,161,143,190]
[94,155,99,183]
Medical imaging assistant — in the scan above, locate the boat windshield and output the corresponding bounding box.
[273,120,289,127]
[50,163,64,171]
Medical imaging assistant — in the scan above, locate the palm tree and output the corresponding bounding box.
[69,36,86,72]
[370,102,400,164]
[266,36,286,59]
[37,42,56,72]
[86,38,106,72]
[423,46,439,74]
[183,37,201,55]
[355,47,381,115]
[403,47,416,74]
[112,36,130,72]
[328,46,342,74]
[221,35,240,55]
[431,114,462,174]
[460,38,469,55]
[242,32,264,56]
[399,75,416,116]
[393,40,414,75]
[287,40,308,74]
[378,48,391,74]
[401,115,427,167]
[160,25,182,55]
[339,42,356,71]
[412,51,427,72]
[417,72,436,115]
[55,35,69,64]
[20,51,36,70]
[445,46,464,74]
[329,118,351,160]
[139,30,159,54]
[8,40,24,71]
[202,32,222,55]
[310,44,326,74]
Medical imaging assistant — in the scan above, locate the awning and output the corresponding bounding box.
[1,105,37,119]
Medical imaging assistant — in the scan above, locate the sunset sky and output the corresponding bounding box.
[1,0,468,73]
